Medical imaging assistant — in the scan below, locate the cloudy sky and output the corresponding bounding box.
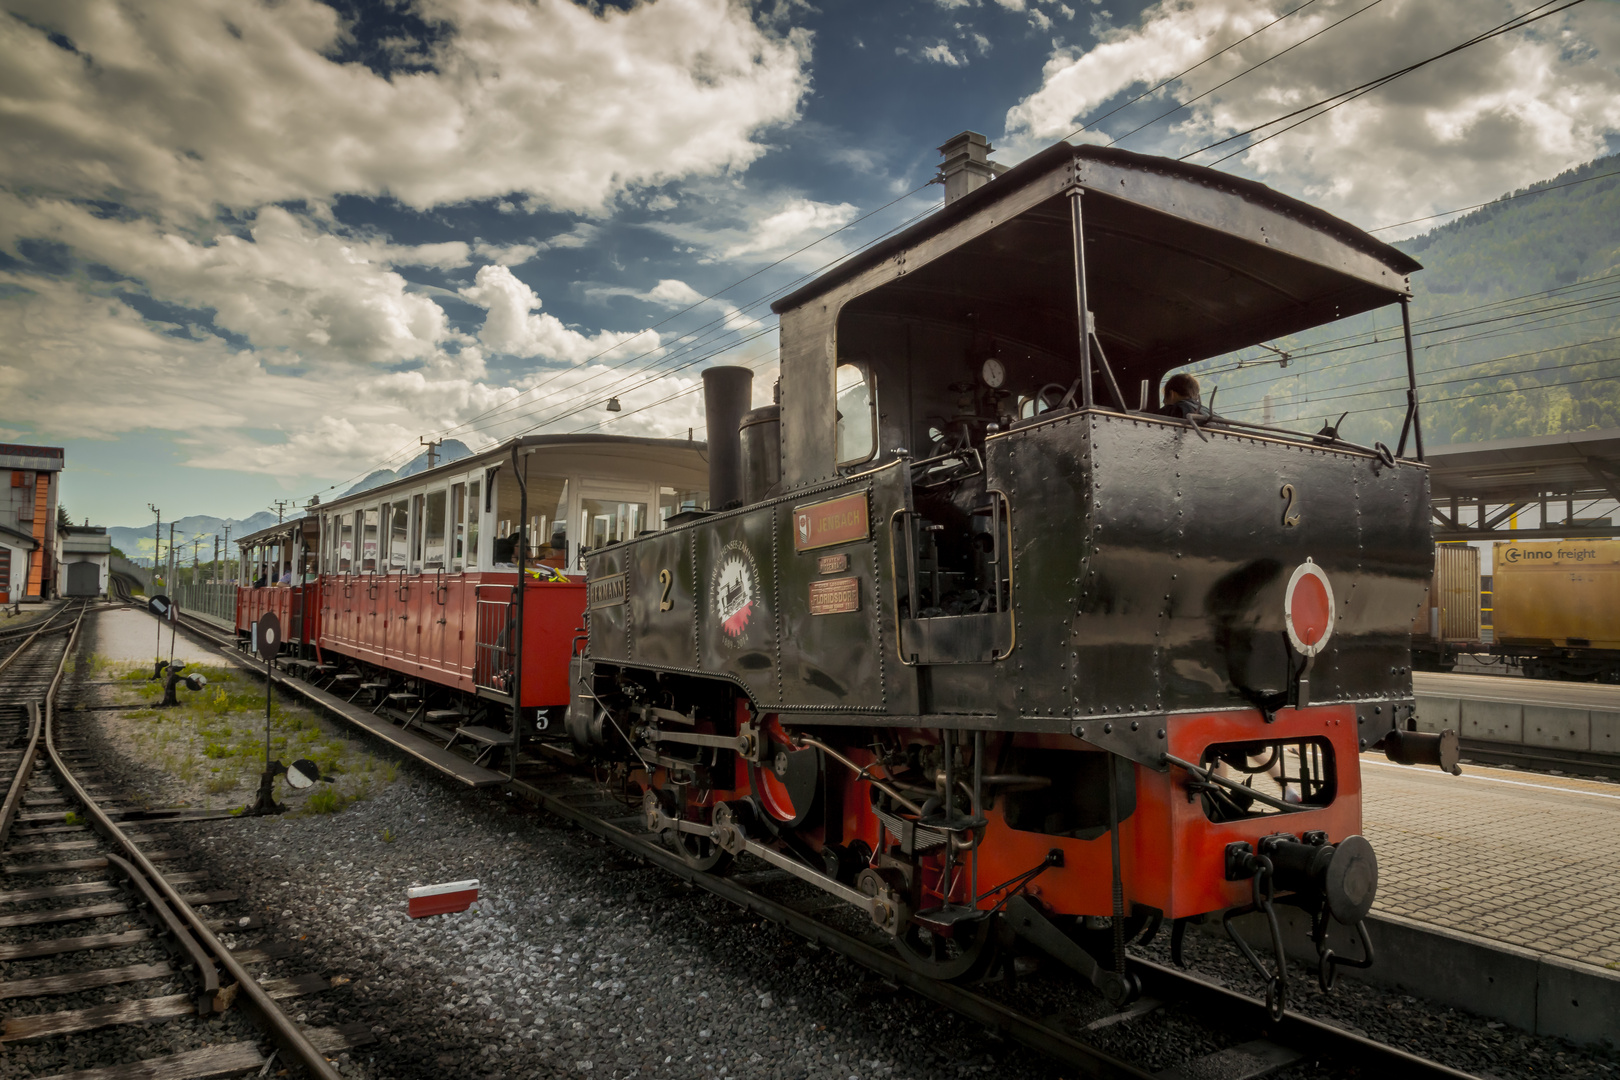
[2,0,1615,526]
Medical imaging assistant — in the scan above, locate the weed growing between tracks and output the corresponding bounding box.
[85,654,398,813]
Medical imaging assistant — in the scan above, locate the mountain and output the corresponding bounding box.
[110,441,478,566]
[1195,155,1620,448]
[110,511,282,568]
[343,439,473,495]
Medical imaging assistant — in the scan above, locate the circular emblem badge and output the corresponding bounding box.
[711,540,760,646]
[1284,558,1335,657]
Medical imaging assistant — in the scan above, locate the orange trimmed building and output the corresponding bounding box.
[1,444,64,604]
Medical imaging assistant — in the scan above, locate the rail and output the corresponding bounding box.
[15,588,341,1079]
[144,593,1480,1080]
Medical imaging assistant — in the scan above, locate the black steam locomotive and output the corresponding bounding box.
[567,138,1456,1013]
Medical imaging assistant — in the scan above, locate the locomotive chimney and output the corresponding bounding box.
[702,366,754,510]
[936,131,1005,204]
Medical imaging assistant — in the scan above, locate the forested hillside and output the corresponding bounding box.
[1194,155,1620,449]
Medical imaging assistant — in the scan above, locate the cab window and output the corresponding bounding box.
[836,363,876,467]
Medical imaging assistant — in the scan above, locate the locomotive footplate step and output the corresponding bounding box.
[451,726,512,745]
[426,709,463,722]
[267,673,506,788]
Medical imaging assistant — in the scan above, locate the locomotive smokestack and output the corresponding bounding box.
[702,366,753,510]
[936,131,1005,204]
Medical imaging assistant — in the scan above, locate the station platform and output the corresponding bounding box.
[1360,752,1620,970]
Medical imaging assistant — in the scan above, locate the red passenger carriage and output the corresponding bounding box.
[236,436,707,755]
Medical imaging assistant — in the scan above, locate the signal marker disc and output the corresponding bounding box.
[1284,559,1335,656]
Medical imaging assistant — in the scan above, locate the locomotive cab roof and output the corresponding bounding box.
[771,142,1421,488]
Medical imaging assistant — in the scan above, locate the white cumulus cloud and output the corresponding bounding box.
[459,265,657,365]
[1001,0,1620,233]
[0,0,813,220]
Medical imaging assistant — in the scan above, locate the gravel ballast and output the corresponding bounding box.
[35,609,1619,1080]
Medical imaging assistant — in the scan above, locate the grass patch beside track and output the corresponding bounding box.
[88,653,399,813]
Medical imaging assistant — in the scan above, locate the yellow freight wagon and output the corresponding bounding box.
[1493,540,1620,650]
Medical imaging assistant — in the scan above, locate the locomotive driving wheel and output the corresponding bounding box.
[668,829,731,874]
[894,914,997,982]
[649,787,733,874]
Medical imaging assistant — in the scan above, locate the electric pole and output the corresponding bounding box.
[147,504,161,583]
[270,500,292,524]
[223,523,232,585]
[167,523,176,595]
[420,436,442,471]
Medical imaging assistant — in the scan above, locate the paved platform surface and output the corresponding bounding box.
[1415,669,1620,710]
[1362,754,1620,971]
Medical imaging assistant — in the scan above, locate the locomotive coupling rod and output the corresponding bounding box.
[1164,754,1305,815]
[1001,894,1140,1008]
[792,734,925,816]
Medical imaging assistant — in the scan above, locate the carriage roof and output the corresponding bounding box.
[314,433,709,515]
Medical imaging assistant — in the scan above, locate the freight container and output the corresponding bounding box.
[1493,539,1620,651]
[1410,543,1482,671]
[1414,544,1481,640]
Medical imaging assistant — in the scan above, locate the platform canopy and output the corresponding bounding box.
[1427,428,1620,540]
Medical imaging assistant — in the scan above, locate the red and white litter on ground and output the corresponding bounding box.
[407,879,480,918]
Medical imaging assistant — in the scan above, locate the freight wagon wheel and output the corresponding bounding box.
[894,915,996,983]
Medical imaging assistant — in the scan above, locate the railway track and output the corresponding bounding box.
[147,598,1480,1080]
[0,600,368,1079]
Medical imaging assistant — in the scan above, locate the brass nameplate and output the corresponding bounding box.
[793,493,869,551]
[817,553,849,575]
[588,573,626,609]
[808,577,860,615]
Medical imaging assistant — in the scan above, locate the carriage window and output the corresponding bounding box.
[659,485,707,524]
[377,502,391,566]
[410,494,425,572]
[424,490,448,570]
[338,514,354,573]
[361,508,379,572]
[836,363,876,466]
[467,481,481,570]
[529,476,569,568]
[581,496,646,552]
[450,483,466,572]
[388,502,408,569]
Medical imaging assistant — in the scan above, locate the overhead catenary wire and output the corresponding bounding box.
[1197,276,1620,391]
[1103,0,1388,151]
[1368,168,1620,233]
[1185,0,1588,166]
[1057,0,1323,143]
[435,181,938,440]
[1221,349,1620,417]
[310,1,1600,502]
[448,198,947,445]
[306,190,943,501]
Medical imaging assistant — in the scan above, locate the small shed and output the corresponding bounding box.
[56,525,111,598]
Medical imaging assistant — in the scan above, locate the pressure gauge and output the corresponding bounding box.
[980,358,1006,389]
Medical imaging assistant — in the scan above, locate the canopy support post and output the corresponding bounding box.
[511,441,526,783]
[1070,190,1094,410]
[1396,296,1424,461]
